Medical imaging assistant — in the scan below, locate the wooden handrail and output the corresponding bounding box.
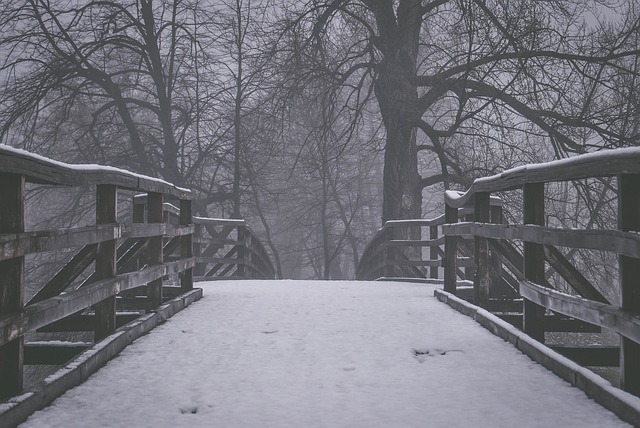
[191,217,276,280]
[0,145,277,404]
[0,145,191,199]
[444,147,640,208]
[0,146,196,402]
[356,197,502,281]
[440,147,640,396]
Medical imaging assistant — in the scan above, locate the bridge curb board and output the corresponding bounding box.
[434,288,640,427]
[0,288,202,427]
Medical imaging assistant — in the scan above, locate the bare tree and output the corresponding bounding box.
[282,0,640,223]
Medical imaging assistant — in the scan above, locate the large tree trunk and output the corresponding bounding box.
[369,0,422,226]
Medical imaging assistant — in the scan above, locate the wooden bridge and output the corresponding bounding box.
[1,145,640,426]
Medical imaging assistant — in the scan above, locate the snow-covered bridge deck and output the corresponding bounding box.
[20,280,629,427]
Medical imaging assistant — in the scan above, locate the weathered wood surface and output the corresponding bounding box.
[543,245,609,304]
[0,173,25,400]
[27,244,98,305]
[549,345,619,367]
[147,192,163,309]
[24,342,91,365]
[619,173,640,395]
[0,225,120,261]
[36,313,140,332]
[520,280,640,343]
[356,216,448,281]
[522,182,546,343]
[442,222,640,259]
[0,258,195,347]
[474,192,490,307]
[444,147,640,208]
[0,145,191,199]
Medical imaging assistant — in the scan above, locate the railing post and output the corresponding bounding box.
[382,226,393,278]
[237,224,246,278]
[0,173,25,400]
[429,225,438,279]
[444,204,458,294]
[193,223,205,277]
[522,183,546,342]
[489,203,504,296]
[474,192,490,307]
[95,184,117,341]
[464,209,475,281]
[246,231,253,278]
[147,192,163,309]
[180,199,193,290]
[619,173,640,395]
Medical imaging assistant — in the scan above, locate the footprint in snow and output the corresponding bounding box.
[412,348,463,363]
[179,406,198,414]
[261,330,279,334]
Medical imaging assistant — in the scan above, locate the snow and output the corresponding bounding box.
[0,144,190,194]
[20,280,629,427]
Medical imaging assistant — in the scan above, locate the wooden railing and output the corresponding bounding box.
[192,217,276,280]
[357,147,640,396]
[0,145,276,404]
[132,200,276,280]
[0,146,194,401]
[356,216,445,280]
[356,197,502,282]
[442,147,640,396]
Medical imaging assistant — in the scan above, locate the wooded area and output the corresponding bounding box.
[0,0,638,279]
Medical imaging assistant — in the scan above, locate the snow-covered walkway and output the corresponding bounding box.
[21,280,628,427]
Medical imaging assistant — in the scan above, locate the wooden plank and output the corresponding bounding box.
[523,182,546,342]
[386,259,440,267]
[619,173,640,395]
[382,216,445,227]
[0,173,25,400]
[94,184,117,341]
[0,259,195,347]
[385,237,445,247]
[429,225,439,279]
[117,239,147,274]
[443,222,640,259]
[27,244,97,306]
[474,192,490,307]
[0,225,121,261]
[147,192,163,310]
[442,147,640,200]
[488,205,507,297]
[180,199,193,291]
[36,313,140,332]
[193,224,205,277]
[121,223,194,239]
[520,280,640,342]
[544,245,609,303]
[443,204,458,293]
[24,342,91,365]
[193,217,245,226]
[496,313,601,333]
[549,345,619,367]
[0,146,192,199]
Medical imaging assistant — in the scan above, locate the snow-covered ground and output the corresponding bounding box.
[21,280,629,427]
